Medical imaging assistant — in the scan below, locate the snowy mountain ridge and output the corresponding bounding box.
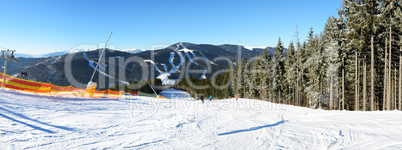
[14,43,274,58]
[15,48,146,58]
[6,42,278,87]
[244,46,267,51]
[144,43,210,85]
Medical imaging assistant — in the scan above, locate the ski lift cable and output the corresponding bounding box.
[145,79,158,96]
[89,32,113,82]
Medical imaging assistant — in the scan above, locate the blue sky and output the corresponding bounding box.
[0,0,341,54]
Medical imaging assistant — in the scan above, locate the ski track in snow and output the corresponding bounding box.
[190,51,199,60]
[153,45,185,85]
[1,88,402,149]
[199,69,207,80]
[144,60,160,72]
[146,43,210,85]
[47,56,61,83]
[184,51,198,65]
[83,53,112,78]
[161,64,168,72]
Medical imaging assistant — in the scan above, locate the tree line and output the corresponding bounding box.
[177,0,402,111]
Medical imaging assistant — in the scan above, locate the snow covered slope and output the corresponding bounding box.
[0,88,402,149]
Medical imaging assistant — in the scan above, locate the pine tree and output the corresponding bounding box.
[241,57,247,97]
[294,26,306,106]
[304,28,324,108]
[234,58,247,98]
[248,60,259,98]
[272,38,285,103]
[398,1,402,111]
[322,16,343,109]
[325,42,340,110]
[260,48,272,100]
[299,41,308,106]
[284,42,297,104]
[343,0,367,110]
[380,0,401,110]
[231,60,239,97]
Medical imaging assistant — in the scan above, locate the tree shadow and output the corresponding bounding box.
[0,107,77,132]
[218,120,287,136]
[0,113,56,134]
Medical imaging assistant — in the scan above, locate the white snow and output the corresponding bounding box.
[1,88,402,149]
[83,53,112,78]
[179,48,194,53]
[160,89,192,100]
[121,48,147,54]
[144,59,177,85]
[17,48,97,58]
[49,56,60,65]
[155,48,185,85]
[156,73,175,85]
[199,69,207,79]
[145,58,177,85]
[161,63,168,72]
[190,51,199,60]
[184,51,198,65]
[17,47,144,58]
[244,46,267,51]
[144,60,160,72]
[141,43,213,85]
[199,52,214,64]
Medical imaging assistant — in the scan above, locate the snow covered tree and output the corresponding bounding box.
[322,16,339,109]
[231,61,238,97]
[284,42,297,104]
[379,0,401,110]
[325,42,341,110]
[246,60,256,98]
[272,38,286,103]
[304,28,323,108]
[232,57,248,98]
[342,0,370,110]
[259,48,272,99]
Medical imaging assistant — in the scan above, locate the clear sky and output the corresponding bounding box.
[0,0,342,54]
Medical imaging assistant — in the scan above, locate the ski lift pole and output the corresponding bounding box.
[3,59,8,75]
[89,32,113,82]
[1,49,18,75]
[85,32,112,97]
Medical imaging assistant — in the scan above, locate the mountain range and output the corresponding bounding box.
[14,48,149,58]
[2,42,285,88]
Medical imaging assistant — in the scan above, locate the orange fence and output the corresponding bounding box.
[0,71,167,99]
[0,71,122,99]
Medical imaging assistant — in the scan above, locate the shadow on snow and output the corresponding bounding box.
[0,106,77,133]
[0,113,56,134]
[218,120,287,136]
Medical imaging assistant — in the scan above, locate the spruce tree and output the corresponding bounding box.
[273,38,285,103]
[380,0,401,110]
[284,42,297,104]
[304,28,322,108]
[260,48,272,99]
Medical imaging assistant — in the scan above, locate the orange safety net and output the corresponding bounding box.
[0,71,123,99]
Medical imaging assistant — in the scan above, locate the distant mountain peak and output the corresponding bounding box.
[244,46,267,51]
[121,48,147,54]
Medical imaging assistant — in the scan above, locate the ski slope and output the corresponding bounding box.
[1,88,402,149]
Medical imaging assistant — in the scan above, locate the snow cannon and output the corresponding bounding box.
[85,82,97,97]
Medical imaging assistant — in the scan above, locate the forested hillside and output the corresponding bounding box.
[178,0,401,111]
